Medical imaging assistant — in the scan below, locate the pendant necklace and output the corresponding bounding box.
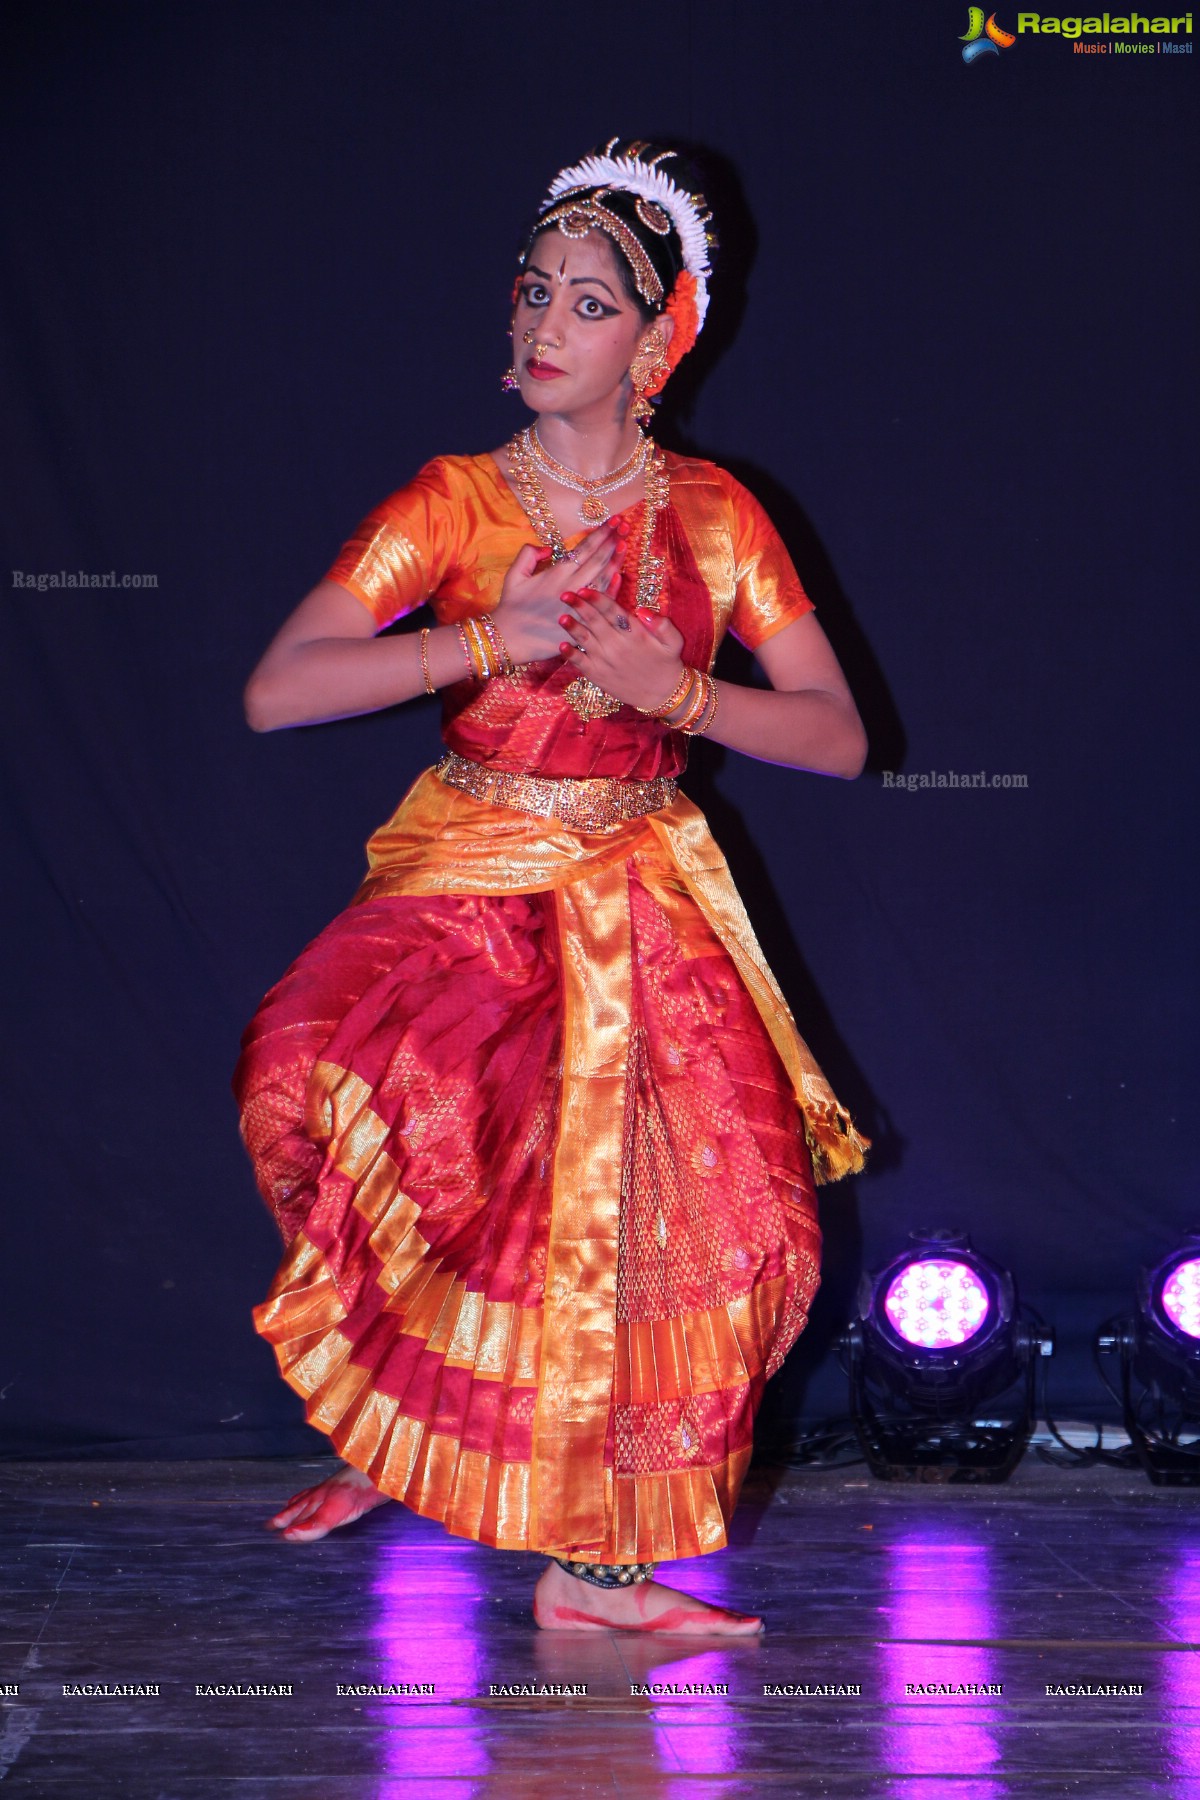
[524,425,649,526]
[506,430,670,721]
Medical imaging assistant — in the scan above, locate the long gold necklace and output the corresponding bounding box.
[506,431,670,720]
[525,425,649,525]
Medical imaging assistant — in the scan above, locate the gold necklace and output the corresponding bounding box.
[526,426,649,525]
[505,431,670,721]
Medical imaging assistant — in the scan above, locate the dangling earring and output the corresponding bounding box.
[629,326,671,427]
[502,323,520,391]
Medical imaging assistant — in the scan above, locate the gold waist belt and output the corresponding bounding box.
[435,751,678,834]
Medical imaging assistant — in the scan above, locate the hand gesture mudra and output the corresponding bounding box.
[556,589,687,715]
[491,517,687,713]
[491,521,623,665]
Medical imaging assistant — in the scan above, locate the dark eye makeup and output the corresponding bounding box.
[520,281,618,320]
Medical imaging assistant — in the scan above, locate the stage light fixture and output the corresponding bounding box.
[883,1256,992,1352]
[839,1228,1053,1483]
[1096,1233,1200,1486]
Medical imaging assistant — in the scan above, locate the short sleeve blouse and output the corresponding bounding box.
[323,451,816,653]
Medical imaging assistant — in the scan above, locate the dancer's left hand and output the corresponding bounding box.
[558,590,688,715]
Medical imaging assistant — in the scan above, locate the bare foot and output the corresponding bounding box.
[533,1562,763,1635]
[266,1462,391,1542]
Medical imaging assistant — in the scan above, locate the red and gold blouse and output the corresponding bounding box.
[324,449,815,782]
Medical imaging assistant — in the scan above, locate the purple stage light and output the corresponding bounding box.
[847,1233,1039,1474]
[1161,1259,1200,1340]
[884,1259,992,1350]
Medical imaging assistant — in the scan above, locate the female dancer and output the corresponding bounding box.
[233,140,869,1636]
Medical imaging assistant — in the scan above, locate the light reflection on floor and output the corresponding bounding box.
[878,1530,1006,1800]
[646,1647,740,1778]
[627,1549,757,1781]
[8,1457,1200,1794]
[314,1496,1196,1795]
[369,1540,489,1784]
[364,1540,765,1794]
[1165,1550,1200,1779]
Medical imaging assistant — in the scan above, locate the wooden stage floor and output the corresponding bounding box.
[1,1455,1197,1797]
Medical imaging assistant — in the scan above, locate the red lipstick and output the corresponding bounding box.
[526,357,566,379]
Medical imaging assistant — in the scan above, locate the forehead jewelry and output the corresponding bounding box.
[535,195,664,309]
[538,148,716,332]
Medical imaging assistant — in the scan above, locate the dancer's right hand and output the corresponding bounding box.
[492,521,625,664]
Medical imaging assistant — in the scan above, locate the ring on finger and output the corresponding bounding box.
[615,613,631,631]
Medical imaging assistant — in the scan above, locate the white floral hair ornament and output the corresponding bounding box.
[540,145,714,332]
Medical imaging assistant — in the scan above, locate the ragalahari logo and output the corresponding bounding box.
[961,7,1018,58]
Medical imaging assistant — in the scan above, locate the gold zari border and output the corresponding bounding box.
[355,770,869,1183]
[252,766,866,1559]
[254,1053,774,1558]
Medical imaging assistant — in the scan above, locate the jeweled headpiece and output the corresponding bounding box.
[518,138,718,394]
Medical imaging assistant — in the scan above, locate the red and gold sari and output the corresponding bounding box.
[232,449,868,1565]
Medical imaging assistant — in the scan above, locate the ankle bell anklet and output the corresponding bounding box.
[553,1557,657,1589]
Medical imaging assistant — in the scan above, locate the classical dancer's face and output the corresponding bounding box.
[513,227,670,422]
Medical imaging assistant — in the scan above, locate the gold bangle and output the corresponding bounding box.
[464,618,495,680]
[681,675,720,736]
[466,619,488,679]
[668,672,705,726]
[474,618,500,679]
[673,672,711,732]
[419,627,436,695]
[479,613,515,677]
[641,666,695,720]
[456,622,479,680]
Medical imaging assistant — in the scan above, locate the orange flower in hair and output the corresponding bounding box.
[642,271,701,398]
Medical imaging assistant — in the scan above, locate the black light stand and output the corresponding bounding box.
[1093,1237,1200,1486]
[839,1229,1054,1483]
[841,1314,1054,1482]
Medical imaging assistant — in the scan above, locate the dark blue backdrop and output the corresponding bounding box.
[2,0,1196,1455]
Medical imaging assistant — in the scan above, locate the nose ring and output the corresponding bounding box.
[523,328,537,344]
